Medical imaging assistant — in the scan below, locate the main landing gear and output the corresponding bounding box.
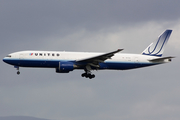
[81,73,95,79]
[81,65,95,79]
[14,66,20,75]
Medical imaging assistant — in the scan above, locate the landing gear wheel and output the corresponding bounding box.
[81,73,86,77]
[92,74,95,78]
[89,74,95,79]
[81,73,95,79]
[17,71,20,75]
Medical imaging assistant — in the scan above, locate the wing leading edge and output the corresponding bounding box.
[76,49,123,65]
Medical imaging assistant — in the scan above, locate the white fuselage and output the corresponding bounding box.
[3,50,169,71]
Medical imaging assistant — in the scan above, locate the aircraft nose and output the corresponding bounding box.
[3,57,10,64]
[3,57,7,63]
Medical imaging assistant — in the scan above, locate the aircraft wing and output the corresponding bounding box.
[76,49,123,66]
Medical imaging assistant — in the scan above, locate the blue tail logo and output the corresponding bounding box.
[142,30,172,57]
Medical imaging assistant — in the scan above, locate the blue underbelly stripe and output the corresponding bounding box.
[4,59,158,70]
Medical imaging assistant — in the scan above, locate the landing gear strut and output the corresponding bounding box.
[14,66,20,75]
[81,65,95,79]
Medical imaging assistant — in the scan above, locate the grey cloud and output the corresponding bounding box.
[1,0,179,52]
[1,0,180,35]
[0,116,49,120]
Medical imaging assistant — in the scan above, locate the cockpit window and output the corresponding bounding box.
[6,55,11,57]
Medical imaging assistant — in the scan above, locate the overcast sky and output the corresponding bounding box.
[0,0,180,120]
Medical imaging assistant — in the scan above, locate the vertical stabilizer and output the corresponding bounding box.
[142,30,172,57]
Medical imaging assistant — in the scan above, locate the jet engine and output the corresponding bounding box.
[56,62,75,73]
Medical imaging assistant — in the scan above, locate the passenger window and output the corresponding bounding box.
[48,53,50,56]
[44,53,46,56]
[35,53,38,56]
[39,53,42,56]
[57,53,60,56]
[52,53,54,56]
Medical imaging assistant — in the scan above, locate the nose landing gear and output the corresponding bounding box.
[14,66,20,75]
[17,71,20,75]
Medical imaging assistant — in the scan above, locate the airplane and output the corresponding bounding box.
[3,29,174,79]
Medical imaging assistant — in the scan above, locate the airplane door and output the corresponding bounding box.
[134,57,139,63]
[134,57,139,67]
[19,54,24,59]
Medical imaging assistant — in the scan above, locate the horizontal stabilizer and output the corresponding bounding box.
[148,56,175,62]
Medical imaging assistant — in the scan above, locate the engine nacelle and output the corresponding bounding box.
[56,62,74,73]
